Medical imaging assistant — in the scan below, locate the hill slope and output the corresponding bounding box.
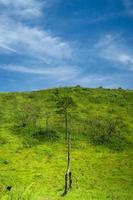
[0,87,133,200]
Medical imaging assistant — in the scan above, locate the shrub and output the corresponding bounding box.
[75,85,81,88]
[0,135,7,145]
[87,118,125,150]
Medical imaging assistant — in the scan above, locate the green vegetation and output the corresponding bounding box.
[0,87,133,200]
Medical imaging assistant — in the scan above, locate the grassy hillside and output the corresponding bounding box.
[0,87,133,200]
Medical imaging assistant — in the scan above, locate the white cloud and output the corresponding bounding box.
[123,0,133,16]
[71,73,131,89]
[0,0,43,18]
[85,13,122,24]
[0,0,73,62]
[95,34,133,71]
[0,0,76,82]
[0,18,73,60]
[74,74,109,85]
[0,64,79,81]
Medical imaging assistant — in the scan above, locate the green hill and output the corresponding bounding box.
[0,87,133,200]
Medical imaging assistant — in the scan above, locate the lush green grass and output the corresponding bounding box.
[0,87,133,199]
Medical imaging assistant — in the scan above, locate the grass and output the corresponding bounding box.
[0,87,133,199]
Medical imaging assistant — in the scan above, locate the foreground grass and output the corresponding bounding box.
[0,129,132,200]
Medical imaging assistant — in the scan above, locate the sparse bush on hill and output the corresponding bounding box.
[14,101,40,128]
[87,118,126,150]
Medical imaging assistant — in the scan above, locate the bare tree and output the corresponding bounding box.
[14,100,40,129]
[56,95,75,195]
[45,111,50,130]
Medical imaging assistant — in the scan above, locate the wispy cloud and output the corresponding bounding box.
[70,73,130,89]
[95,34,133,71]
[86,13,123,24]
[0,0,75,81]
[123,0,133,17]
[0,0,73,61]
[0,0,44,18]
[0,64,79,81]
[73,74,109,86]
[0,17,73,60]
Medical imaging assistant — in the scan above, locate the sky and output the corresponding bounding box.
[0,0,133,91]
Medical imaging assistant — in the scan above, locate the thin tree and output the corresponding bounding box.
[56,95,75,195]
[14,101,39,129]
[45,111,50,130]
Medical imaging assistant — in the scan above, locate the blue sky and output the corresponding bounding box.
[0,0,133,91]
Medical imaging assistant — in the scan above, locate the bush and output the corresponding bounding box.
[87,118,126,150]
[32,128,59,141]
[0,135,7,145]
[75,85,81,88]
